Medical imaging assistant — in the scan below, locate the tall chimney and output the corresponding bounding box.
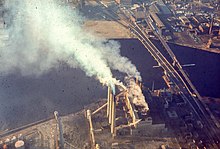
[54,111,64,149]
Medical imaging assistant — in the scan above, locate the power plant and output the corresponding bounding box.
[89,77,149,137]
[0,0,220,149]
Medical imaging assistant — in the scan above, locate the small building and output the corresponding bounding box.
[133,11,146,22]
[115,0,132,6]
[131,117,166,137]
[176,10,185,15]
[179,16,190,26]
[198,23,209,34]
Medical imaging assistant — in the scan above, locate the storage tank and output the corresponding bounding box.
[15,140,25,149]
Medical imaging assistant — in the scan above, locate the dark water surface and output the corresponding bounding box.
[119,38,220,98]
[170,43,220,98]
[0,38,219,129]
[151,39,220,98]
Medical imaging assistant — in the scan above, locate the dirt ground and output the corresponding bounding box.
[83,20,131,39]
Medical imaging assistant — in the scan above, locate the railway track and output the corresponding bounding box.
[0,117,53,139]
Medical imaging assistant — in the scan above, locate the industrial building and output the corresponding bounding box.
[150,12,165,29]
[149,0,172,16]
[156,0,172,15]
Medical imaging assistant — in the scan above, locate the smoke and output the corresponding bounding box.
[125,77,149,112]
[0,0,141,85]
[99,40,141,81]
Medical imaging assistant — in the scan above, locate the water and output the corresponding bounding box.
[170,43,220,98]
[118,38,220,98]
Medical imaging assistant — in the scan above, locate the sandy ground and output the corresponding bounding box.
[84,20,131,39]
[81,0,132,39]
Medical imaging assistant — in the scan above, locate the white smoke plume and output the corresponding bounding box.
[0,0,141,85]
[125,77,149,113]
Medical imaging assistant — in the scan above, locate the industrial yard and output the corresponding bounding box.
[0,0,220,149]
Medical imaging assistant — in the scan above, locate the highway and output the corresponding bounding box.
[96,1,220,148]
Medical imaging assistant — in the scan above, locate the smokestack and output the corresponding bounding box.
[54,111,64,149]
[108,86,113,124]
[107,85,111,117]
[86,110,96,146]
[107,85,116,136]
[111,96,116,137]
